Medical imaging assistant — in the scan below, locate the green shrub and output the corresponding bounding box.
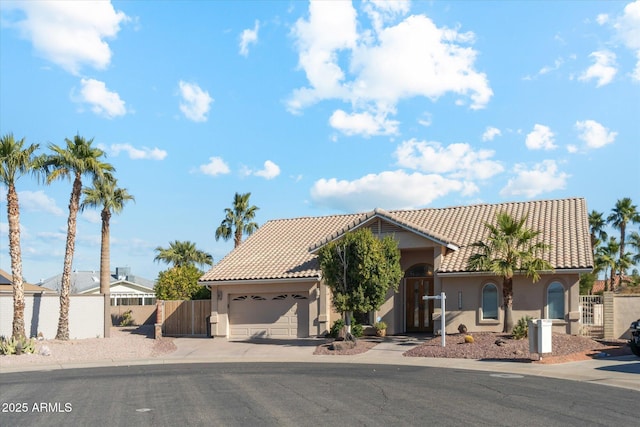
[351,321,364,338]
[512,315,533,340]
[120,310,134,327]
[0,336,36,355]
[374,321,387,332]
[329,318,345,338]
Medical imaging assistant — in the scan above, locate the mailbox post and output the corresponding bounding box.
[423,292,446,347]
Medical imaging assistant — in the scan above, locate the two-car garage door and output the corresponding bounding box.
[229,293,308,339]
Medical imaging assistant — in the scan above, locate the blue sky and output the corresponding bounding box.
[1,1,639,283]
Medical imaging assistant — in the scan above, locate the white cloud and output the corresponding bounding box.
[525,124,557,150]
[178,81,213,122]
[199,157,230,176]
[77,78,127,118]
[81,210,101,224]
[239,20,259,57]
[311,170,470,212]
[2,0,128,75]
[254,160,281,180]
[613,0,640,81]
[482,126,501,142]
[288,2,492,134]
[329,109,399,136]
[417,112,432,127]
[596,13,609,25]
[394,139,503,180]
[108,143,167,160]
[19,190,64,216]
[579,50,617,87]
[575,120,617,149]
[500,160,569,198]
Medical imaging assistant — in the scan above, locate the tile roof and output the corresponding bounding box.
[0,268,55,293]
[38,269,155,293]
[200,197,593,283]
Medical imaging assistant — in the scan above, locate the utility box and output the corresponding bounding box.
[528,318,552,354]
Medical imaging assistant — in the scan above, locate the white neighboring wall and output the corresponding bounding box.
[0,294,104,339]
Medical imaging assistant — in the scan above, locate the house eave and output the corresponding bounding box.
[437,267,592,277]
[198,276,321,286]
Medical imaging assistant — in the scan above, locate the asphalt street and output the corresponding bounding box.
[1,363,638,427]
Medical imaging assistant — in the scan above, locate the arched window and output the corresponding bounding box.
[404,264,433,277]
[482,283,498,320]
[547,282,565,320]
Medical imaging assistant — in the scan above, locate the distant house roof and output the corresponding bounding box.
[38,267,155,294]
[200,197,593,283]
[0,268,55,293]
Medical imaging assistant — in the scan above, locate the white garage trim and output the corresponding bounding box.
[229,293,308,339]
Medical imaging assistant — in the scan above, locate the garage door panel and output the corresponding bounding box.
[229,293,306,339]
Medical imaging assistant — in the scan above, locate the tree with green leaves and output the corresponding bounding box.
[43,135,114,340]
[215,192,259,248]
[0,133,42,340]
[595,237,619,292]
[467,212,553,333]
[154,240,213,269]
[81,173,134,337]
[155,264,210,300]
[317,228,402,338]
[608,198,640,283]
[588,210,608,257]
[628,231,640,265]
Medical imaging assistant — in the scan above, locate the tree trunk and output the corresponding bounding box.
[101,208,111,338]
[502,277,514,333]
[56,175,81,340]
[234,227,242,248]
[7,184,26,340]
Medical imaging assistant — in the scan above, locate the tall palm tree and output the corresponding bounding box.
[215,192,259,248]
[595,237,619,292]
[154,240,213,269]
[628,231,640,265]
[43,135,113,340]
[588,210,608,257]
[467,212,553,333]
[0,134,41,340]
[608,198,640,280]
[81,173,134,338]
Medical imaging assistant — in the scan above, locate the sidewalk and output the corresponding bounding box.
[2,335,639,391]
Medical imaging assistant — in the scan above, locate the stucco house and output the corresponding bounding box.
[199,197,593,340]
[38,267,156,306]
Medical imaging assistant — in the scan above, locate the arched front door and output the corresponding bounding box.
[405,264,434,333]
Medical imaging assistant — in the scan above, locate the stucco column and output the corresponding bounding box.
[209,285,219,338]
[317,280,328,336]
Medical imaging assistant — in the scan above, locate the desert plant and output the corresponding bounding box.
[512,315,533,340]
[351,320,364,338]
[0,335,36,355]
[464,335,474,344]
[120,310,134,327]
[329,318,345,338]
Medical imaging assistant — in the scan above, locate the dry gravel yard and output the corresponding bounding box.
[317,332,631,363]
[0,326,176,370]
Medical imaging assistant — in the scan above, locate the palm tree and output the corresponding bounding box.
[608,198,640,280]
[588,210,608,257]
[215,192,259,248]
[81,173,134,338]
[43,135,114,340]
[628,231,640,265]
[0,134,41,340]
[595,237,619,292]
[467,212,553,333]
[154,240,213,269]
